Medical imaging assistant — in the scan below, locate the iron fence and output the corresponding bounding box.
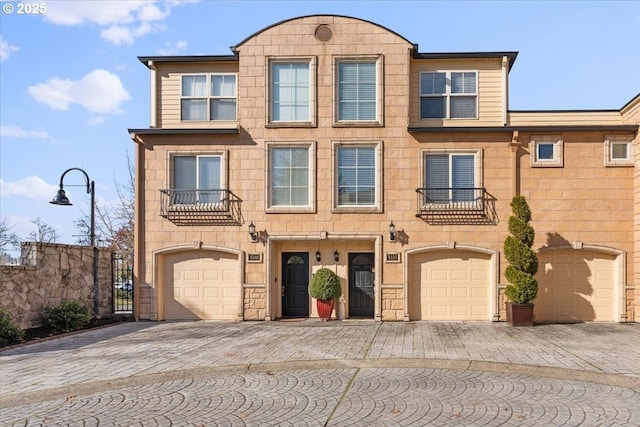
[112,253,133,313]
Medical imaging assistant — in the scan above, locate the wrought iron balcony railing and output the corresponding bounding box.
[160,189,243,225]
[416,187,486,215]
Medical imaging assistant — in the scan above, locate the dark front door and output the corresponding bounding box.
[349,253,374,318]
[282,252,309,317]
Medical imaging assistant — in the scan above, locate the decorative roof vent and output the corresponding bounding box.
[315,25,333,42]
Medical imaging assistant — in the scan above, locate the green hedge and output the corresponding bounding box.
[42,300,92,333]
[0,310,24,346]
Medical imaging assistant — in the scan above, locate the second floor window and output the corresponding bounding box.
[271,62,310,122]
[181,74,237,121]
[270,147,310,206]
[424,153,475,203]
[420,71,477,119]
[337,61,377,122]
[173,155,222,203]
[337,146,376,206]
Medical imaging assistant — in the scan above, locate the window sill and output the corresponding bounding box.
[333,121,383,128]
[266,122,316,129]
[266,206,316,214]
[332,206,382,214]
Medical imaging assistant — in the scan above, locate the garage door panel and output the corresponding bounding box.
[409,250,490,321]
[163,250,240,321]
[536,250,614,322]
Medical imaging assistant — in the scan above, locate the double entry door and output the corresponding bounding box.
[281,251,375,318]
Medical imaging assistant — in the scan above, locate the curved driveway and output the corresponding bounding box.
[1,321,639,426]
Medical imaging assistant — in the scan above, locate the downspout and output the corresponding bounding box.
[131,133,145,321]
[148,61,157,128]
[510,131,520,197]
[501,56,508,127]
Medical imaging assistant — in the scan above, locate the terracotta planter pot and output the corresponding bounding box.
[506,302,534,327]
[317,299,334,321]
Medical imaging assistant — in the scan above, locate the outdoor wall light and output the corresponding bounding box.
[248,221,258,242]
[315,250,321,262]
[334,250,339,262]
[389,221,397,242]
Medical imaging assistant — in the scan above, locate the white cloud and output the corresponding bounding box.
[0,177,58,201]
[43,0,195,45]
[28,70,130,114]
[88,116,105,126]
[0,126,50,139]
[0,35,20,62]
[157,40,188,55]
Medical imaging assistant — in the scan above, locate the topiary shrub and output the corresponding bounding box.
[308,268,342,301]
[504,195,539,304]
[0,310,24,346]
[42,300,92,333]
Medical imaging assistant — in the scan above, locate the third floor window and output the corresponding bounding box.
[420,71,477,119]
[181,74,237,121]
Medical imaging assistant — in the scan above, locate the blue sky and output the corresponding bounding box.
[1,0,639,249]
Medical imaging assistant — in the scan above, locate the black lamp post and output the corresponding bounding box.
[50,168,98,316]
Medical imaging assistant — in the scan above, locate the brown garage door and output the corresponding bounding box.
[409,250,490,320]
[536,250,614,322]
[163,250,240,320]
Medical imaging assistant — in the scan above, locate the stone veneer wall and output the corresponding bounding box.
[243,285,266,320]
[381,286,404,321]
[0,242,113,330]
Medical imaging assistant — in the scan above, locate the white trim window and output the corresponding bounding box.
[420,71,478,119]
[333,141,383,212]
[266,142,316,212]
[172,153,225,204]
[270,60,311,123]
[604,135,633,167]
[181,74,237,121]
[335,57,382,124]
[530,135,563,167]
[421,149,483,210]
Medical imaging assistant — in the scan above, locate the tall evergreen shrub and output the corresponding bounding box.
[504,195,539,304]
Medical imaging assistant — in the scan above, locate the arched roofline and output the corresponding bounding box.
[231,14,414,51]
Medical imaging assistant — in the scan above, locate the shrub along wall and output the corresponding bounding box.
[0,242,113,330]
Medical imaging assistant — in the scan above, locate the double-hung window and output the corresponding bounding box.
[336,58,382,124]
[172,154,223,204]
[422,150,482,209]
[333,142,382,212]
[266,142,315,212]
[181,74,237,121]
[420,71,477,119]
[271,61,310,122]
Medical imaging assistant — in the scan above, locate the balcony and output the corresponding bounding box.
[160,189,243,226]
[415,187,496,225]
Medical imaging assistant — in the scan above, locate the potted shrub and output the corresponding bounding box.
[504,195,539,326]
[308,268,342,321]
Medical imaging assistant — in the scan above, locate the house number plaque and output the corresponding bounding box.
[247,253,263,263]
[385,253,401,263]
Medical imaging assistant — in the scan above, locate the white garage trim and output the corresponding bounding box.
[537,244,626,322]
[404,243,499,321]
[153,243,245,321]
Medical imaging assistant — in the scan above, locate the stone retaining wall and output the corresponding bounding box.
[0,242,113,330]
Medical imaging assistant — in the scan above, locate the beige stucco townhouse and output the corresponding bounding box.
[129,15,639,323]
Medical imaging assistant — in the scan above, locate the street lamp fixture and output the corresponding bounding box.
[50,168,95,247]
[50,167,98,316]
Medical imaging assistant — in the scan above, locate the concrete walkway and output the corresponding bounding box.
[1,321,639,426]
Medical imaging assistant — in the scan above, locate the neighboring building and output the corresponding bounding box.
[129,15,639,323]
